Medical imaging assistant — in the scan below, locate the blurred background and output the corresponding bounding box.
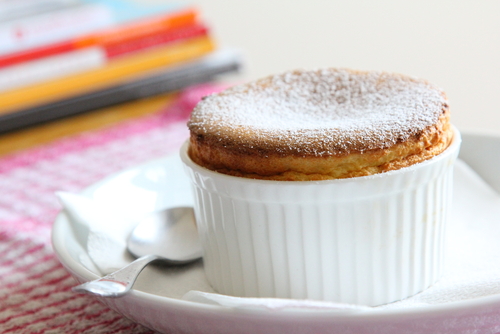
[0,0,498,138]
[189,0,500,133]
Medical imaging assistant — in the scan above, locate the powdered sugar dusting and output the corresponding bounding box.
[189,68,448,156]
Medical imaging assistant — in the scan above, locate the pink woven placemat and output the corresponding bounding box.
[0,84,223,334]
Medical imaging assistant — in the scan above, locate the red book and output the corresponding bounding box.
[105,24,208,59]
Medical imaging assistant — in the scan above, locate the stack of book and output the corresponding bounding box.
[0,0,241,133]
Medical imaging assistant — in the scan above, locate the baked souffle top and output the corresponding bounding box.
[187,68,452,180]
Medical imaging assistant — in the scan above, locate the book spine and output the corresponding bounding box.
[0,7,198,68]
[0,41,74,67]
[0,49,241,133]
[105,24,208,59]
[0,36,215,112]
[0,47,106,92]
[0,25,208,92]
[0,3,114,55]
[0,50,241,133]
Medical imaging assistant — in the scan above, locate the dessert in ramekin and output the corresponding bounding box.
[181,68,461,306]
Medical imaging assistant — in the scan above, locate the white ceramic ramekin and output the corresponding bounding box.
[180,127,461,306]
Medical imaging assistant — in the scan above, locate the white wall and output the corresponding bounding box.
[191,0,500,133]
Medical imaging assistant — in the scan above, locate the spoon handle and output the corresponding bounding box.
[72,254,161,298]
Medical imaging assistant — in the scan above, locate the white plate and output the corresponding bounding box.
[52,131,500,334]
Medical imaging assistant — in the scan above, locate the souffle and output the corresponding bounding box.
[187,68,453,181]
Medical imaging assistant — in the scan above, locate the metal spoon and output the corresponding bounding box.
[72,207,202,298]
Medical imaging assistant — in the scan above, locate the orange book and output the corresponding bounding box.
[0,36,215,113]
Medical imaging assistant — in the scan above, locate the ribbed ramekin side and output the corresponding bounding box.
[188,160,456,305]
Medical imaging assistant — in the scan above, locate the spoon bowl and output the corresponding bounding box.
[128,207,202,263]
[72,206,201,298]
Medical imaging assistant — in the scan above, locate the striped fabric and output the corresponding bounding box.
[0,84,222,334]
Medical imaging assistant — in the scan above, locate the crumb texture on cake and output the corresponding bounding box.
[188,68,453,180]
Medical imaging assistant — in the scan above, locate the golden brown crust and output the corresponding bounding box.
[187,68,453,181]
[189,112,452,181]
